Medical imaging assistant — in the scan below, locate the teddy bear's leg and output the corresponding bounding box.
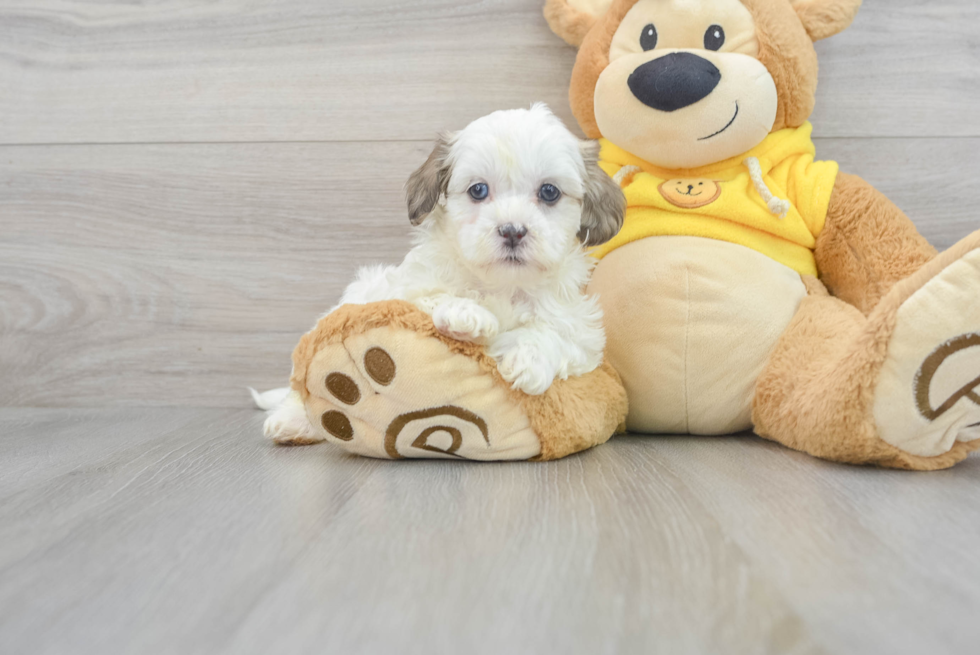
[289,301,626,461]
[815,173,939,315]
[296,326,540,460]
[754,231,980,470]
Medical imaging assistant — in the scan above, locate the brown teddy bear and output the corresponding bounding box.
[544,0,980,469]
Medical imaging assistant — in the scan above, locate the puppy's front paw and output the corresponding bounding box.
[492,341,557,396]
[432,298,500,343]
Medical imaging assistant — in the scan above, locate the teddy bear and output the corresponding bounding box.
[542,0,980,469]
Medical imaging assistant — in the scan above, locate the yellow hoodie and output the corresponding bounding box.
[594,122,839,277]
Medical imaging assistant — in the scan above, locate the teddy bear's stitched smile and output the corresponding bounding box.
[699,101,740,141]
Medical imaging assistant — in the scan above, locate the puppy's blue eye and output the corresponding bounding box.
[467,183,489,201]
[538,184,561,203]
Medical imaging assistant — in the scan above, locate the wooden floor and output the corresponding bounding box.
[1,1,979,653]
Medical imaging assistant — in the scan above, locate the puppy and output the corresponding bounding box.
[256,103,625,443]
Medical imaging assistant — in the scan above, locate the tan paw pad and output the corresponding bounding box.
[301,328,541,460]
[874,249,980,457]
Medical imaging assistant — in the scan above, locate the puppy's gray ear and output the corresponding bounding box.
[406,134,453,226]
[578,141,625,247]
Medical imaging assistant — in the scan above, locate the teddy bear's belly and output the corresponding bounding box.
[588,236,808,434]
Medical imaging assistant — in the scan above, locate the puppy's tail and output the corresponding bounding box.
[248,386,292,411]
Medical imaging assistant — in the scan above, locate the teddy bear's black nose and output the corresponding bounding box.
[628,53,721,112]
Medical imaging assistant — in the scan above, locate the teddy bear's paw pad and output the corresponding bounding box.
[301,328,541,460]
[874,248,980,457]
[382,406,490,459]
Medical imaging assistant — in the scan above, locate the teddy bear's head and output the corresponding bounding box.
[545,0,861,168]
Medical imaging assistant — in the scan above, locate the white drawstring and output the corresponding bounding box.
[613,165,641,186]
[744,157,791,219]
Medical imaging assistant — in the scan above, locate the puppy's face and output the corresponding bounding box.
[406,105,624,285]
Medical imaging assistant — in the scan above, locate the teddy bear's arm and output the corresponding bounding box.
[814,172,937,315]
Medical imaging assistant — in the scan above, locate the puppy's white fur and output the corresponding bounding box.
[259,104,624,443]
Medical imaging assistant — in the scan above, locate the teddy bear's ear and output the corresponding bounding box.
[543,0,615,47]
[791,0,862,41]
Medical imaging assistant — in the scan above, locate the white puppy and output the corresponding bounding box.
[256,104,624,443]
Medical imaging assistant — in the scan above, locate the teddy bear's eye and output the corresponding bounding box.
[704,25,725,51]
[640,23,658,51]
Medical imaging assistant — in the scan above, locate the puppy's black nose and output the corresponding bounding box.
[498,224,528,249]
[628,52,721,112]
